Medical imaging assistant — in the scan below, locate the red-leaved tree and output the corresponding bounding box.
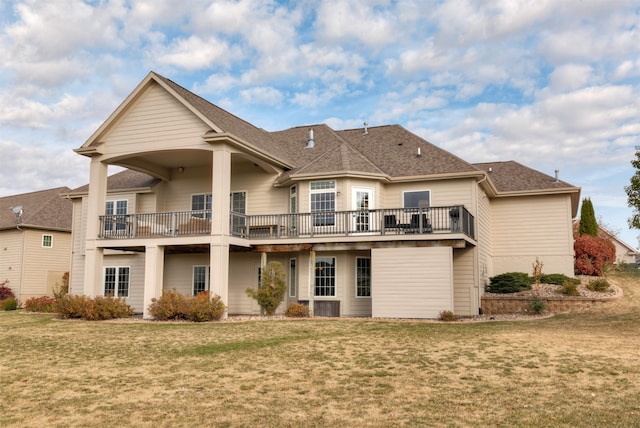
[574,235,616,276]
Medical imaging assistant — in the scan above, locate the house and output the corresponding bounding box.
[572,221,639,265]
[68,71,581,319]
[0,187,72,301]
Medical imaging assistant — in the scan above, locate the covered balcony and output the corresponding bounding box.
[99,206,475,241]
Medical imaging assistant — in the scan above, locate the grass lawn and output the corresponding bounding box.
[2,271,640,427]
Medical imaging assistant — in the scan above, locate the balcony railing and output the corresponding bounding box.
[230,206,474,240]
[99,210,211,238]
[99,206,475,240]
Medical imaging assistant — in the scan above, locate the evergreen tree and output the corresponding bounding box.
[579,198,598,237]
[626,146,640,229]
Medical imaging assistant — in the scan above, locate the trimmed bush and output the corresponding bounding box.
[486,272,533,294]
[24,296,57,313]
[1,297,18,311]
[540,274,580,286]
[148,290,226,322]
[285,302,310,318]
[56,295,133,320]
[439,310,459,322]
[586,278,610,293]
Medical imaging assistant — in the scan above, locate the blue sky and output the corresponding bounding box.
[1,0,639,247]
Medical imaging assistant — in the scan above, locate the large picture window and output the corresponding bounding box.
[315,257,336,297]
[403,190,430,209]
[104,266,130,298]
[355,257,371,297]
[193,265,210,295]
[310,181,336,226]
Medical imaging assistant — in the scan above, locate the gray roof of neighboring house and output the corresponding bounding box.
[70,169,161,194]
[473,161,577,193]
[0,187,72,231]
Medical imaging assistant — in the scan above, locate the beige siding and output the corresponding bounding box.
[371,247,453,318]
[453,247,476,316]
[103,253,146,312]
[382,179,475,210]
[228,252,262,314]
[0,229,24,298]
[476,187,492,290]
[20,229,71,300]
[231,161,287,215]
[163,253,211,296]
[491,194,574,276]
[101,82,210,157]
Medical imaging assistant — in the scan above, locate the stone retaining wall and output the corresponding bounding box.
[481,295,615,315]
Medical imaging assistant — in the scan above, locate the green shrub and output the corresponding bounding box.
[558,281,580,296]
[1,297,18,311]
[55,295,132,320]
[540,274,580,286]
[438,310,459,321]
[285,302,310,318]
[486,272,533,294]
[246,261,287,315]
[586,278,610,293]
[148,289,226,322]
[529,296,547,314]
[24,296,57,313]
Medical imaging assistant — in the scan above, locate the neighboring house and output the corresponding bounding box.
[572,221,639,265]
[0,187,72,301]
[68,71,581,319]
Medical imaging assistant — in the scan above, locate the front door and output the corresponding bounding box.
[352,187,374,232]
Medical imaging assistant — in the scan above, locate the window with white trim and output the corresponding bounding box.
[193,265,210,295]
[310,181,336,226]
[42,234,53,248]
[289,258,297,298]
[104,266,130,297]
[191,194,212,219]
[105,200,128,232]
[315,257,336,297]
[355,257,371,297]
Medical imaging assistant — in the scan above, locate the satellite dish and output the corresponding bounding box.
[11,206,23,215]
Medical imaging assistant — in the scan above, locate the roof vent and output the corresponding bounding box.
[554,169,560,183]
[488,167,492,173]
[416,147,422,158]
[363,122,368,135]
[305,128,315,149]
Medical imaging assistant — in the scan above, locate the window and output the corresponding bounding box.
[42,234,53,248]
[356,257,371,297]
[289,258,297,298]
[403,190,430,210]
[310,181,336,226]
[230,191,246,233]
[104,267,130,297]
[105,200,128,232]
[191,194,212,219]
[193,265,210,295]
[290,185,297,214]
[315,257,336,297]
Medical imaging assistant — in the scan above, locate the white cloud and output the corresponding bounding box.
[153,35,238,70]
[239,86,284,106]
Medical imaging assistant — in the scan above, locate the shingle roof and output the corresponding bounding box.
[0,187,72,230]
[71,169,160,194]
[473,161,577,193]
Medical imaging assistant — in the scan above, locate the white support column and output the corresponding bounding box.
[210,147,232,318]
[308,250,315,316]
[83,159,108,297]
[143,244,165,319]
